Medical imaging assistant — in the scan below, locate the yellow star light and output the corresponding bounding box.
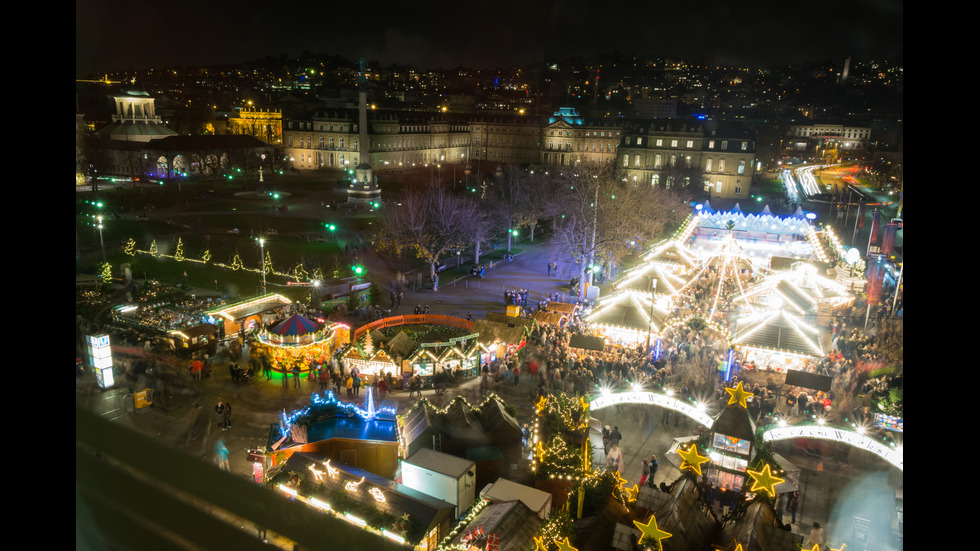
[625,483,640,502]
[803,545,821,551]
[829,544,848,551]
[536,395,549,414]
[553,536,579,551]
[533,536,548,551]
[746,463,785,498]
[677,443,711,476]
[613,470,629,489]
[633,514,672,549]
[724,381,754,409]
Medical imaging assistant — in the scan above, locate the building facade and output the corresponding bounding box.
[281,109,757,199]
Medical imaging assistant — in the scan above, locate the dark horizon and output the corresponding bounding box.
[76,0,902,77]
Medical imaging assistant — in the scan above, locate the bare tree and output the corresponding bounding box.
[490,163,530,252]
[377,183,480,281]
[549,162,689,298]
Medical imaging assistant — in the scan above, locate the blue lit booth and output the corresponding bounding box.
[265,390,400,481]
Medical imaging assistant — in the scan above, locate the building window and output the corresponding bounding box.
[319,137,324,148]
[716,181,723,193]
[656,139,663,147]
[705,158,713,172]
[654,154,662,168]
[721,140,728,150]
[652,174,660,186]
[634,155,641,167]
[718,159,726,172]
[671,139,678,148]
[686,140,694,148]
[340,138,344,149]
[741,141,748,151]
[737,160,746,175]
[637,137,643,145]
[735,186,742,194]
[623,154,629,167]
[670,155,677,167]
[626,136,631,145]
[708,140,715,149]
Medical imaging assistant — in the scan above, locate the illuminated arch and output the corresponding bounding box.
[589,390,714,428]
[761,424,902,471]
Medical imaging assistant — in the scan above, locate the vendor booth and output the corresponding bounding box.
[168,323,219,357]
[205,293,292,337]
[585,290,669,347]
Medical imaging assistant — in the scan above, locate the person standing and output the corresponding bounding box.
[353,372,361,397]
[547,262,552,276]
[378,375,388,399]
[346,374,354,399]
[648,455,659,487]
[787,491,800,524]
[640,459,651,487]
[222,401,232,429]
[610,426,622,448]
[807,522,826,549]
[292,363,301,388]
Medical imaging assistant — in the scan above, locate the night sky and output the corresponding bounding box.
[76,0,902,76]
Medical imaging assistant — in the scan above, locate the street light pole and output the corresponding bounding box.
[259,238,267,295]
[646,277,657,354]
[97,215,106,263]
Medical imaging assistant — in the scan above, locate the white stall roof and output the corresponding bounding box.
[480,478,552,518]
[405,448,475,479]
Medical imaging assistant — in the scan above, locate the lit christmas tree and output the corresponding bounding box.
[312,267,324,282]
[263,251,275,277]
[174,238,185,261]
[100,263,112,289]
[202,248,212,264]
[149,240,158,257]
[124,238,135,256]
[293,263,309,282]
[230,253,244,271]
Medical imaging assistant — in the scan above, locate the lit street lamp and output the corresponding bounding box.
[259,238,267,294]
[97,215,106,263]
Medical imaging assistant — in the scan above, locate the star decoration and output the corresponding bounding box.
[633,514,672,549]
[829,544,848,551]
[553,536,578,551]
[746,463,785,498]
[535,441,547,464]
[536,395,549,414]
[677,443,710,476]
[625,483,640,502]
[613,470,629,489]
[533,536,548,551]
[724,381,754,409]
[803,545,821,551]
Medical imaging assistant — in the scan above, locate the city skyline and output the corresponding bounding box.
[76,0,902,77]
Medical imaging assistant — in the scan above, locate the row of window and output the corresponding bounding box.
[622,153,747,174]
[624,137,749,151]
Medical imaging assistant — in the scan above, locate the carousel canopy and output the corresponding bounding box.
[271,313,321,336]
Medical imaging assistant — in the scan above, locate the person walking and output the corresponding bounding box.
[648,455,659,487]
[292,363,301,388]
[610,426,622,448]
[640,459,651,487]
[214,400,229,430]
[214,438,230,472]
[222,401,232,429]
[346,374,354,399]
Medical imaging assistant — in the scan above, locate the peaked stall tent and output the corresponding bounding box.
[585,289,671,347]
[732,307,827,373]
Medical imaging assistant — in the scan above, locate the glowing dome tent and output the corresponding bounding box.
[732,308,827,373]
[586,290,671,346]
[735,263,854,317]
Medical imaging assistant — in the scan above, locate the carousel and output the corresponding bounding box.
[255,313,348,374]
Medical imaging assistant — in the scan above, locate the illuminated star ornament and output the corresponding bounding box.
[746,463,785,498]
[625,483,640,502]
[614,470,630,489]
[633,514,672,549]
[724,381,754,409]
[533,536,549,551]
[553,536,579,551]
[677,443,710,476]
[536,395,549,414]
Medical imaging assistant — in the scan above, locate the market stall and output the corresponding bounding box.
[732,308,826,373]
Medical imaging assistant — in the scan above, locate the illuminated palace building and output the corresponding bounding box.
[282,108,756,199]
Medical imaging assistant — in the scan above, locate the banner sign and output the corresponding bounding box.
[762,425,902,470]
